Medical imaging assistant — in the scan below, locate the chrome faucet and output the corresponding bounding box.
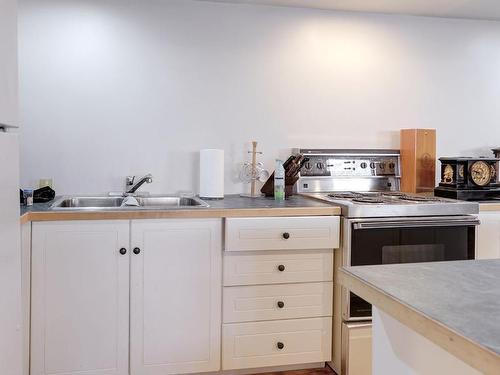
[125,174,153,194]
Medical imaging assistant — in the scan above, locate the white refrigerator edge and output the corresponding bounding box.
[0,132,22,374]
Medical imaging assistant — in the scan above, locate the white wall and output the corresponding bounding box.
[18,0,500,195]
[0,0,19,126]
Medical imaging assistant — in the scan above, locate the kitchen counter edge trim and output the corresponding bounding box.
[20,206,341,224]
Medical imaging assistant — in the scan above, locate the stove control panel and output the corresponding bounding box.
[300,154,400,178]
[295,149,401,193]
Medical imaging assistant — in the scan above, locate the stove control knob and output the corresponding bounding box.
[316,162,324,170]
[360,162,367,169]
[380,162,386,170]
[304,162,312,170]
[389,162,395,170]
[369,162,376,169]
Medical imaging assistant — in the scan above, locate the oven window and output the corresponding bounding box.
[382,244,445,264]
[348,224,476,319]
[350,226,475,267]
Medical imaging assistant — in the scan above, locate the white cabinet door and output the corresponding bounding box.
[477,212,500,259]
[130,219,222,375]
[342,323,372,375]
[21,222,31,375]
[31,221,130,375]
[0,0,18,126]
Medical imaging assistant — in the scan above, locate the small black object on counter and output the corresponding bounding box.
[34,186,56,203]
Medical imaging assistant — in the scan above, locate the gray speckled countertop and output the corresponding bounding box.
[20,194,340,222]
[194,194,336,209]
[20,201,52,216]
[342,260,500,358]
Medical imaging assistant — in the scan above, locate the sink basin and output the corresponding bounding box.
[51,197,125,209]
[50,195,209,210]
[135,196,209,208]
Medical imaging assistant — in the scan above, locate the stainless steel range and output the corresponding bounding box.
[297,148,477,218]
[295,149,480,375]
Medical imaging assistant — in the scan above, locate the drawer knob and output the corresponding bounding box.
[119,248,127,255]
[277,301,285,309]
[277,264,285,272]
[277,342,285,350]
[133,247,141,255]
[282,232,290,239]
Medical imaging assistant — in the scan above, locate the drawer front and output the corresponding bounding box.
[223,282,333,323]
[225,216,340,252]
[222,317,332,370]
[223,250,333,286]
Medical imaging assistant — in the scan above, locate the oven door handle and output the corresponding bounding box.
[352,218,480,230]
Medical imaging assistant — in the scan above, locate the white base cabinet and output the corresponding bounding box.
[477,212,500,259]
[130,219,222,375]
[28,216,336,375]
[31,221,130,375]
[31,219,222,375]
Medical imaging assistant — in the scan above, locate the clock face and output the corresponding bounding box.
[470,161,492,186]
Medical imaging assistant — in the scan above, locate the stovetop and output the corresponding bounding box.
[326,191,446,204]
[305,191,479,218]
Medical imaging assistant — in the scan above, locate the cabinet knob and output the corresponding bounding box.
[282,232,290,240]
[119,248,127,255]
[133,247,141,255]
[277,301,285,309]
[277,342,285,350]
[277,264,285,272]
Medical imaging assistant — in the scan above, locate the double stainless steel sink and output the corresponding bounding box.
[50,195,209,210]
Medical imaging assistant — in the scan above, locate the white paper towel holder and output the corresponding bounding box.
[199,149,225,199]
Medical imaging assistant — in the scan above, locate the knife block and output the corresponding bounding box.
[260,172,299,198]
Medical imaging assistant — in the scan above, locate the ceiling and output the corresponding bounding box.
[200,0,500,21]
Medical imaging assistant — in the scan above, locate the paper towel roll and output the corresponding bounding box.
[199,149,224,199]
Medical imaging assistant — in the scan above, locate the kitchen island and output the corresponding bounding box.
[339,260,500,375]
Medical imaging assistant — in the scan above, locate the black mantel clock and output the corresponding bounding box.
[434,157,500,200]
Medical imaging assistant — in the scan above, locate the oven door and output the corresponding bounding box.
[342,215,479,321]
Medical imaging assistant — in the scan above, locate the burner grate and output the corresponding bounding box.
[351,197,385,204]
[380,192,407,197]
[397,195,443,202]
[328,192,363,199]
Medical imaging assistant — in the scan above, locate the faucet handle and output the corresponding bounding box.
[125,176,135,187]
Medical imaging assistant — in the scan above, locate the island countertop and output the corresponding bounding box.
[339,260,500,375]
[20,194,341,223]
